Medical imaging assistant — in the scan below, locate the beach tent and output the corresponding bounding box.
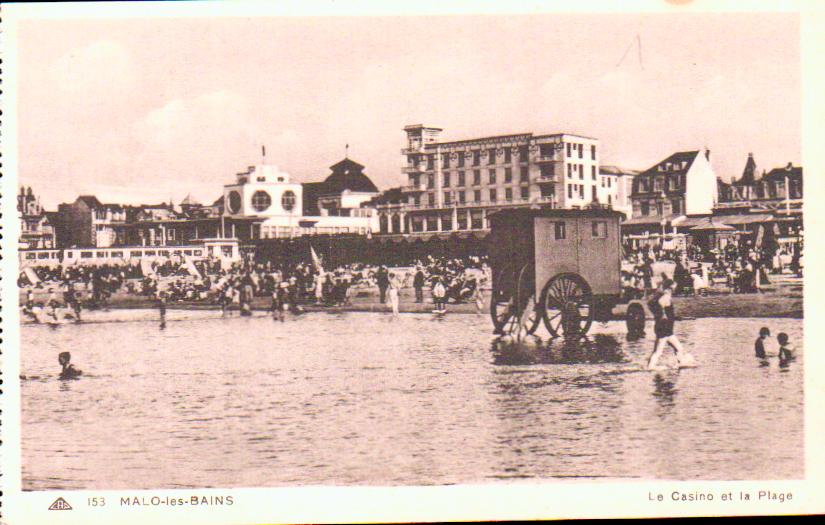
[183,257,202,278]
[140,258,157,278]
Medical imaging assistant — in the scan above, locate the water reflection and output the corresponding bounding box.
[651,371,678,415]
[491,334,627,366]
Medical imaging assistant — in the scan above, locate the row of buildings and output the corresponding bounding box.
[19,123,803,264]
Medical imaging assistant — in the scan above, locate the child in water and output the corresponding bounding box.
[646,278,689,369]
[58,352,82,380]
[754,326,770,359]
[778,332,795,366]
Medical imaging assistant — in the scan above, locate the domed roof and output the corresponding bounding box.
[322,158,379,194]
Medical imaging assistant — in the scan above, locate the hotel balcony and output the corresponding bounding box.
[535,173,558,184]
[401,163,428,174]
[534,154,561,163]
[401,182,428,193]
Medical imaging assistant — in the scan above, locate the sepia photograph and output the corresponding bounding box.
[2,1,820,522]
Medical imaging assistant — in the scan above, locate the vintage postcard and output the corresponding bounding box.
[2,1,824,523]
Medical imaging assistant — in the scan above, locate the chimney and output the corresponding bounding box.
[786,162,793,170]
[704,149,711,161]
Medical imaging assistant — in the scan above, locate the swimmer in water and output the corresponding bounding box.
[778,332,795,367]
[58,351,82,380]
[754,326,770,359]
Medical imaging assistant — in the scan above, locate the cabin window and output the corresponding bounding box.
[145,250,157,256]
[81,251,93,258]
[26,253,36,260]
[110,251,124,258]
[184,250,193,255]
[592,221,607,238]
[194,250,203,256]
[131,251,143,257]
[554,222,566,240]
[38,252,50,259]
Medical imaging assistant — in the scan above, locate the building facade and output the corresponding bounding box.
[376,124,602,236]
[597,165,638,219]
[716,154,802,214]
[17,186,57,249]
[56,196,128,248]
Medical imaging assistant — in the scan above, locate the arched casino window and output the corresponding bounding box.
[281,190,296,212]
[251,190,272,212]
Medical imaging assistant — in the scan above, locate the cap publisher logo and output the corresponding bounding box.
[48,497,73,510]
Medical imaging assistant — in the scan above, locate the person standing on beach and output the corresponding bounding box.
[388,272,401,317]
[432,277,447,314]
[646,278,686,369]
[413,267,425,303]
[376,266,389,304]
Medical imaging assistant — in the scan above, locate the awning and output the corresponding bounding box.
[621,214,683,226]
[714,213,773,226]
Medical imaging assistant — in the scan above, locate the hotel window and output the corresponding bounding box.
[444,192,451,205]
[489,188,497,202]
[427,174,435,189]
[566,143,572,157]
[441,213,453,231]
[608,177,612,188]
[427,155,434,170]
[473,170,481,185]
[459,191,466,204]
[578,144,583,158]
[504,148,512,163]
[568,185,573,199]
[591,145,596,160]
[592,221,607,239]
[474,190,482,202]
[592,166,596,180]
[521,186,530,200]
[520,166,529,182]
[608,195,612,205]
[505,187,513,201]
[413,195,421,206]
[489,169,497,184]
[458,212,468,230]
[443,173,451,187]
[568,164,573,178]
[504,167,512,182]
[656,202,663,216]
[471,210,484,229]
[592,186,597,201]
[579,164,584,180]
[654,178,663,192]
[473,151,481,166]
[488,149,496,165]
[519,145,528,160]
[672,199,681,214]
[458,171,465,186]
[579,185,585,199]
[458,154,465,168]
[640,202,650,215]
[427,193,435,206]
[426,215,439,232]
[442,155,450,169]
[554,222,566,240]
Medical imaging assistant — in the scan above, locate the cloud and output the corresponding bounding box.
[51,40,136,99]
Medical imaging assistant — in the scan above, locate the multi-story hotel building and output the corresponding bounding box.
[375,124,601,236]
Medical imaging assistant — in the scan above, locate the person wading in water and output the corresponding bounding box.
[646,278,687,369]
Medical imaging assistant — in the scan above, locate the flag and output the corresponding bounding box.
[310,245,323,272]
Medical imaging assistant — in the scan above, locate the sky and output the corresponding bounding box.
[17,12,800,209]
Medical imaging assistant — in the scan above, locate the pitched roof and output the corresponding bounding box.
[77,195,103,208]
[733,153,758,185]
[763,164,802,181]
[600,165,640,176]
[639,151,700,177]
